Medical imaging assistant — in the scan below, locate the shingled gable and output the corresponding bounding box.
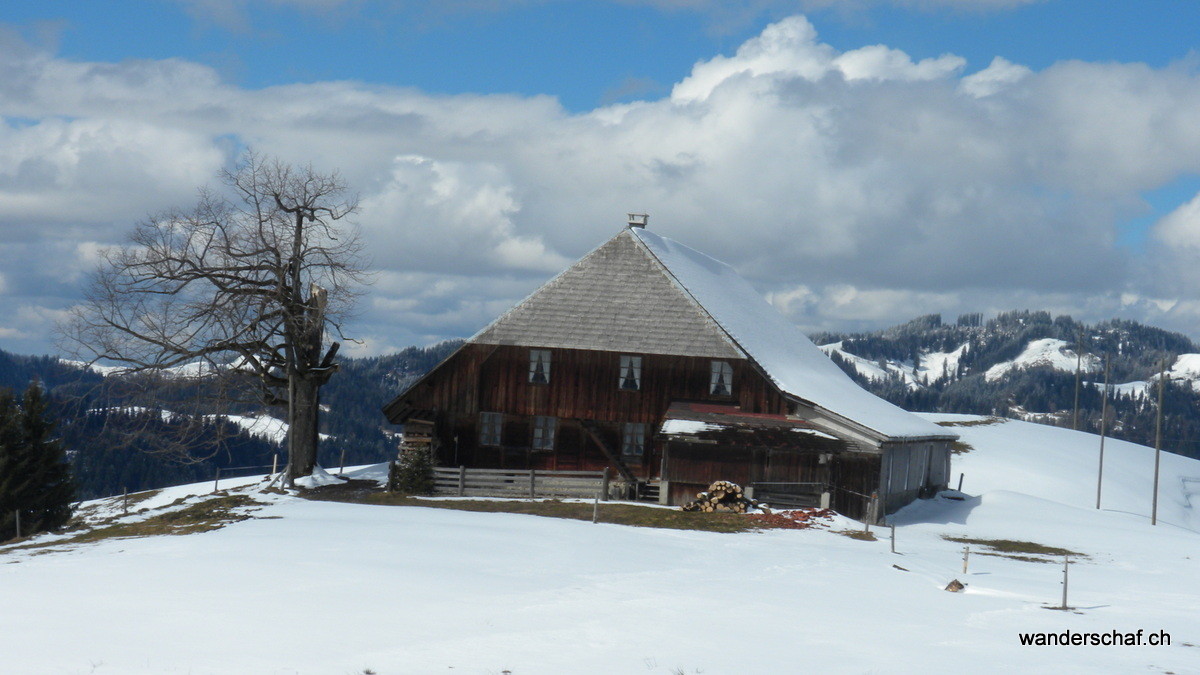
[470,229,744,359]
[628,227,955,442]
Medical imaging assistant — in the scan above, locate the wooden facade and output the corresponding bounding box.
[383,225,957,521]
[385,343,791,481]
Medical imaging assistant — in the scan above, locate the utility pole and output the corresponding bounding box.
[1152,359,1165,526]
[1096,353,1109,510]
[1072,330,1083,431]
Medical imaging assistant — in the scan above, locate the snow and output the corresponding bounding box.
[292,465,347,488]
[985,338,1100,382]
[632,229,953,440]
[59,359,131,376]
[59,358,215,379]
[207,412,335,444]
[920,342,969,383]
[660,418,720,434]
[4,422,1200,673]
[818,341,969,389]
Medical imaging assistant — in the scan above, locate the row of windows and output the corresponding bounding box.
[479,412,647,457]
[528,349,734,396]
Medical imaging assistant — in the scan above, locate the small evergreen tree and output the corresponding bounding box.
[389,449,434,495]
[0,384,74,540]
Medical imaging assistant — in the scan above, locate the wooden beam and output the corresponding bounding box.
[580,421,637,483]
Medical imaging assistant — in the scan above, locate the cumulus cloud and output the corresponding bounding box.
[3,14,1200,355]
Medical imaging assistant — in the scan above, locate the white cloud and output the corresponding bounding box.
[959,56,1031,97]
[1153,191,1200,250]
[4,14,1200,355]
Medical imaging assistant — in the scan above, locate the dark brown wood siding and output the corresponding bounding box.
[391,344,789,477]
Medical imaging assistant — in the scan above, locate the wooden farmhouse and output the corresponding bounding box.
[384,219,958,521]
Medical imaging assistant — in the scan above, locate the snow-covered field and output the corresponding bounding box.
[3,417,1199,674]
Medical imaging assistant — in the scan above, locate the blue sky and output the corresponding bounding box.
[14,1,1200,111]
[3,0,1200,356]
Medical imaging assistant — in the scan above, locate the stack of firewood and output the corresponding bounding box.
[681,480,761,513]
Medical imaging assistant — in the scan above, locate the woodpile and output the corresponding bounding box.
[681,480,762,514]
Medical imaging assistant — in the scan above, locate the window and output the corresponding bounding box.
[710,360,733,396]
[622,423,646,458]
[479,412,502,446]
[529,349,551,384]
[532,415,556,451]
[619,355,642,391]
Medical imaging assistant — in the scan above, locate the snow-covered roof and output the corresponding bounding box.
[631,228,955,441]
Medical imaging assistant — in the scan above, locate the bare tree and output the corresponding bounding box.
[61,152,368,482]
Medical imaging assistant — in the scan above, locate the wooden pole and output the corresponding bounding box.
[458,465,466,497]
[14,510,20,539]
[272,452,279,478]
[1153,359,1165,526]
[123,487,128,515]
[962,545,970,574]
[529,469,536,500]
[957,473,964,492]
[213,467,221,494]
[890,524,896,554]
[339,448,346,476]
[601,467,611,502]
[1096,354,1109,510]
[1060,556,1070,609]
[592,490,600,524]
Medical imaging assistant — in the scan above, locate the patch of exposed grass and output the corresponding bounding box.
[976,551,1054,564]
[936,417,1005,428]
[943,536,1082,558]
[837,529,878,542]
[950,440,974,454]
[305,481,761,533]
[3,494,263,554]
[367,494,758,533]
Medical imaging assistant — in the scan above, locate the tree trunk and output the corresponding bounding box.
[288,375,321,480]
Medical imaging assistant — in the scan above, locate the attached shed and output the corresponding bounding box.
[384,220,957,521]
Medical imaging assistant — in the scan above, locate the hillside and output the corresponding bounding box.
[1,418,1197,673]
[814,311,1200,460]
[0,340,462,500]
[6,309,1200,498]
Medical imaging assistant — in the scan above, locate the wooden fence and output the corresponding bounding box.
[748,481,827,509]
[433,466,610,500]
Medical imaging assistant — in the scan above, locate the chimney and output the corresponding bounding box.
[627,213,649,229]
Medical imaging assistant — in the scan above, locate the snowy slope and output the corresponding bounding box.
[3,425,1199,674]
[820,340,968,388]
[985,338,1101,382]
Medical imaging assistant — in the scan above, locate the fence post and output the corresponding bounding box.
[123,487,128,516]
[957,473,964,491]
[529,469,536,499]
[1060,556,1070,609]
[14,510,20,539]
[272,453,279,478]
[593,490,600,524]
[890,524,896,554]
[962,546,970,574]
[213,467,221,494]
[601,467,611,502]
[458,465,466,497]
[339,448,346,476]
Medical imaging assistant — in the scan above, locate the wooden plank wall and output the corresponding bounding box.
[395,344,791,477]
